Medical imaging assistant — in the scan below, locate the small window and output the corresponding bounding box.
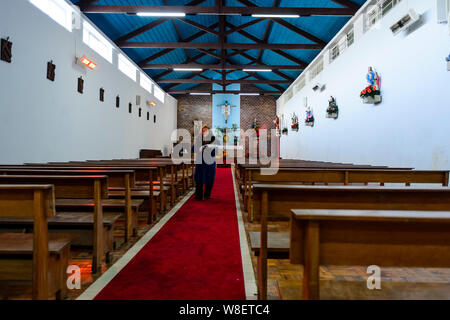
[99,88,104,102]
[30,0,73,32]
[346,30,354,47]
[129,103,132,113]
[331,45,340,61]
[83,21,113,63]
[118,54,137,81]
[153,115,156,123]
[140,72,154,94]
[116,95,120,108]
[139,108,142,117]
[154,86,165,103]
[147,112,150,121]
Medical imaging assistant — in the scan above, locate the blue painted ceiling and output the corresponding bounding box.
[72,0,366,95]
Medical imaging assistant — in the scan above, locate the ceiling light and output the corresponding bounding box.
[137,12,186,17]
[239,93,260,96]
[243,68,272,72]
[190,93,211,95]
[173,68,203,72]
[252,14,300,18]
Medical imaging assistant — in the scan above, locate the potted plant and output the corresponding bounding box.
[282,127,288,135]
[360,85,382,104]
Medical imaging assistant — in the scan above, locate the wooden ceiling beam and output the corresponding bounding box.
[158,79,291,84]
[141,64,302,70]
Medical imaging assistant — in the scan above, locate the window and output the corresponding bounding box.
[346,29,354,47]
[294,77,306,93]
[83,21,113,63]
[30,0,73,32]
[140,72,154,94]
[118,54,137,81]
[154,86,165,103]
[309,58,323,80]
[366,0,403,30]
[331,45,340,61]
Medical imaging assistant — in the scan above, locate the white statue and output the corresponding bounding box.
[217,101,236,123]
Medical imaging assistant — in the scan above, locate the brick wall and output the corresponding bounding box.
[176,87,278,154]
[176,85,212,135]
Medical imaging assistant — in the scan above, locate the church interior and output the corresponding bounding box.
[1,0,450,305]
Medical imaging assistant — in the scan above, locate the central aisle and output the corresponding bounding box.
[94,167,246,300]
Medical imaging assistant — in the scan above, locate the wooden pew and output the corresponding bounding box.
[290,209,450,299]
[4,165,163,220]
[0,175,109,273]
[0,185,72,300]
[0,169,141,241]
[252,184,450,300]
[246,168,449,221]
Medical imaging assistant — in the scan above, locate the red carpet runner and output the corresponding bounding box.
[94,167,246,300]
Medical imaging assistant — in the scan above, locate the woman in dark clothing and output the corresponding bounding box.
[194,126,216,200]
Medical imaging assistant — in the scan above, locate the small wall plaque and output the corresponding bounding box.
[1,37,12,63]
[100,88,104,102]
[147,112,150,121]
[77,76,84,94]
[139,108,142,117]
[116,95,120,108]
[154,115,156,123]
[47,61,56,81]
[136,95,141,105]
[129,103,132,113]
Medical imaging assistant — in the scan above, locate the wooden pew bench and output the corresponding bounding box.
[290,209,450,300]
[0,169,142,241]
[245,168,448,220]
[252,184,450,300]
[0,175,109,273]
[0,185,73,300]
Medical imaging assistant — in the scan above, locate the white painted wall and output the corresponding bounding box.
[278,0,450,170]
[0,0,177,164]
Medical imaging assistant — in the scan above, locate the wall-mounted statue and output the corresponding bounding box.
[291,113,299,132]
[273,115,281,136]
[360,67,382,104]
[305,107,314,127]
[326,96,339,119]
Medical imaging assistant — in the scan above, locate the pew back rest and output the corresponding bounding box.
[0,176,108,199]
[253,184,450,220]
[249,169,449,185]
[0,169,135,189]
[0,185,55,219]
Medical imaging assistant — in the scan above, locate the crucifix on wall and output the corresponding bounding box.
[217,101,236,123]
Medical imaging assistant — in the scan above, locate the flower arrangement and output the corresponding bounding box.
[360,85,380,99]
[282,127,288,135]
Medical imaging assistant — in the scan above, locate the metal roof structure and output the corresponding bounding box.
[73,0,365,96]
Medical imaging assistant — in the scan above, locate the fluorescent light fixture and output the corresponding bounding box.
[252,14,300,18]
[190,93,211,95]
[137,12,186,17]
[243,68,272,72]
[239,93,260,96]
[173,68,203,72]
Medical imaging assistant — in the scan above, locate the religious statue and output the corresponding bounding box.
[361,67,382,104]
[326,96,339,119]
[251,118,260,137]
[217,101,236,123]
[291,113,299,132]
[305,107,314,127]
[366,67,380,90]
[273,115,281,136]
